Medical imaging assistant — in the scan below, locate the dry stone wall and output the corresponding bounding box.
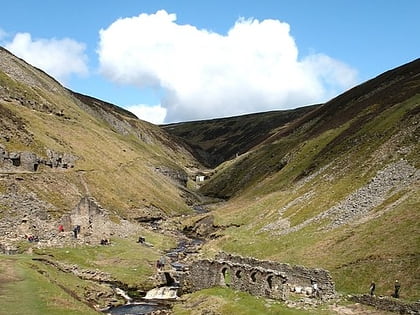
[181,252,335,301]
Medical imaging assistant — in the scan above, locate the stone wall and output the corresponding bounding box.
[350,294,420,314]
[61,196,104,236]
[181,252,335,301]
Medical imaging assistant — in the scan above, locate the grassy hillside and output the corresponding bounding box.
[162,105,319,168]
[1,45,419,313]
[0,47,201,221]
[0,46,204,313]
[180,59,420,299]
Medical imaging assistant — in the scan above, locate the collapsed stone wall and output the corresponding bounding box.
[181,252,335,301]
[350,294,420,314]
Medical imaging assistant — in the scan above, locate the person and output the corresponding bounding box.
[137,236,145,244]
[73,227,78,238]
[159,257,166,270]
[394,280,400,298]
[311,279,319,298]
[370,281,376,296]
[58,225,64,232]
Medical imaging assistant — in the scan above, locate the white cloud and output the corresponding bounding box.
[5,32,88,83]
[125,104,167,125]
[98,10,358,123]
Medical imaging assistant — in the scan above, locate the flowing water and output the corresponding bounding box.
[104,286,173,315]
[104,236,202,314]
[115,287,133,303]
[144,286,178,300]
[106,302,169,315]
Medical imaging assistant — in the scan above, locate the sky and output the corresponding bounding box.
[1,1,419,124]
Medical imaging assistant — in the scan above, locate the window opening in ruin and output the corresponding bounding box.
[221,267,231,287]
[12,158,20,167]
[251,271,257,282]
[235,270,242,278]
[267,275,274,289]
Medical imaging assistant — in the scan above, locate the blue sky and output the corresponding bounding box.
[1,1,419,124]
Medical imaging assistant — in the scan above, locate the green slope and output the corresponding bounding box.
[182,59,420,300]
[0,46,200,220]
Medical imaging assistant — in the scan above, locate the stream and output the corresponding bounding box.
[106,301,171,315]
[103,236,204,315]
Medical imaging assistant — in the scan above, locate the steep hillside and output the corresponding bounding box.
[181,59,420,299]
[1,45,419,312]
[0,46,202,246]
[162,105,319,168]
[200,58,420,198]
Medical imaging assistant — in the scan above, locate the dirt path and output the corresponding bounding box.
[0,257,21,293]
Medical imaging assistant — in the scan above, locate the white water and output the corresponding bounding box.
[144,286,178,300]
[115,287,133,303]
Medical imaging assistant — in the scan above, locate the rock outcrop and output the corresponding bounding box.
[0,145,78,172]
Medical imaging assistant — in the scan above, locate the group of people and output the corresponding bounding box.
[26,235,39,242]
[369,280,401,298]
[156,257,166,270]
[309,279,402,299]
[57,224,81,238]
[100,238,110,245]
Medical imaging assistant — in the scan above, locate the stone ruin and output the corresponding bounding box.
[0,145,78,172]
[60,196,104,238]
[0,191,142,252]
[180,252,335,301]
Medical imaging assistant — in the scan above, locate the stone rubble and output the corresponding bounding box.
[274,160,419,235]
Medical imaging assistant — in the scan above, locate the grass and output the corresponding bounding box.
[2,44,419,313]
[200,111,420,298]
[0,231,178,314]
[173,287,331,315]
[34,236,176,288]
[193,90,420,301]
[1,86,194,219]
[202,186,420,299]
[0,255,98,315]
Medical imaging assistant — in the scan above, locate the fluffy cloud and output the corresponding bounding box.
[125,104,167,125]
[5,33,88,83]
[98,10,358,123]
